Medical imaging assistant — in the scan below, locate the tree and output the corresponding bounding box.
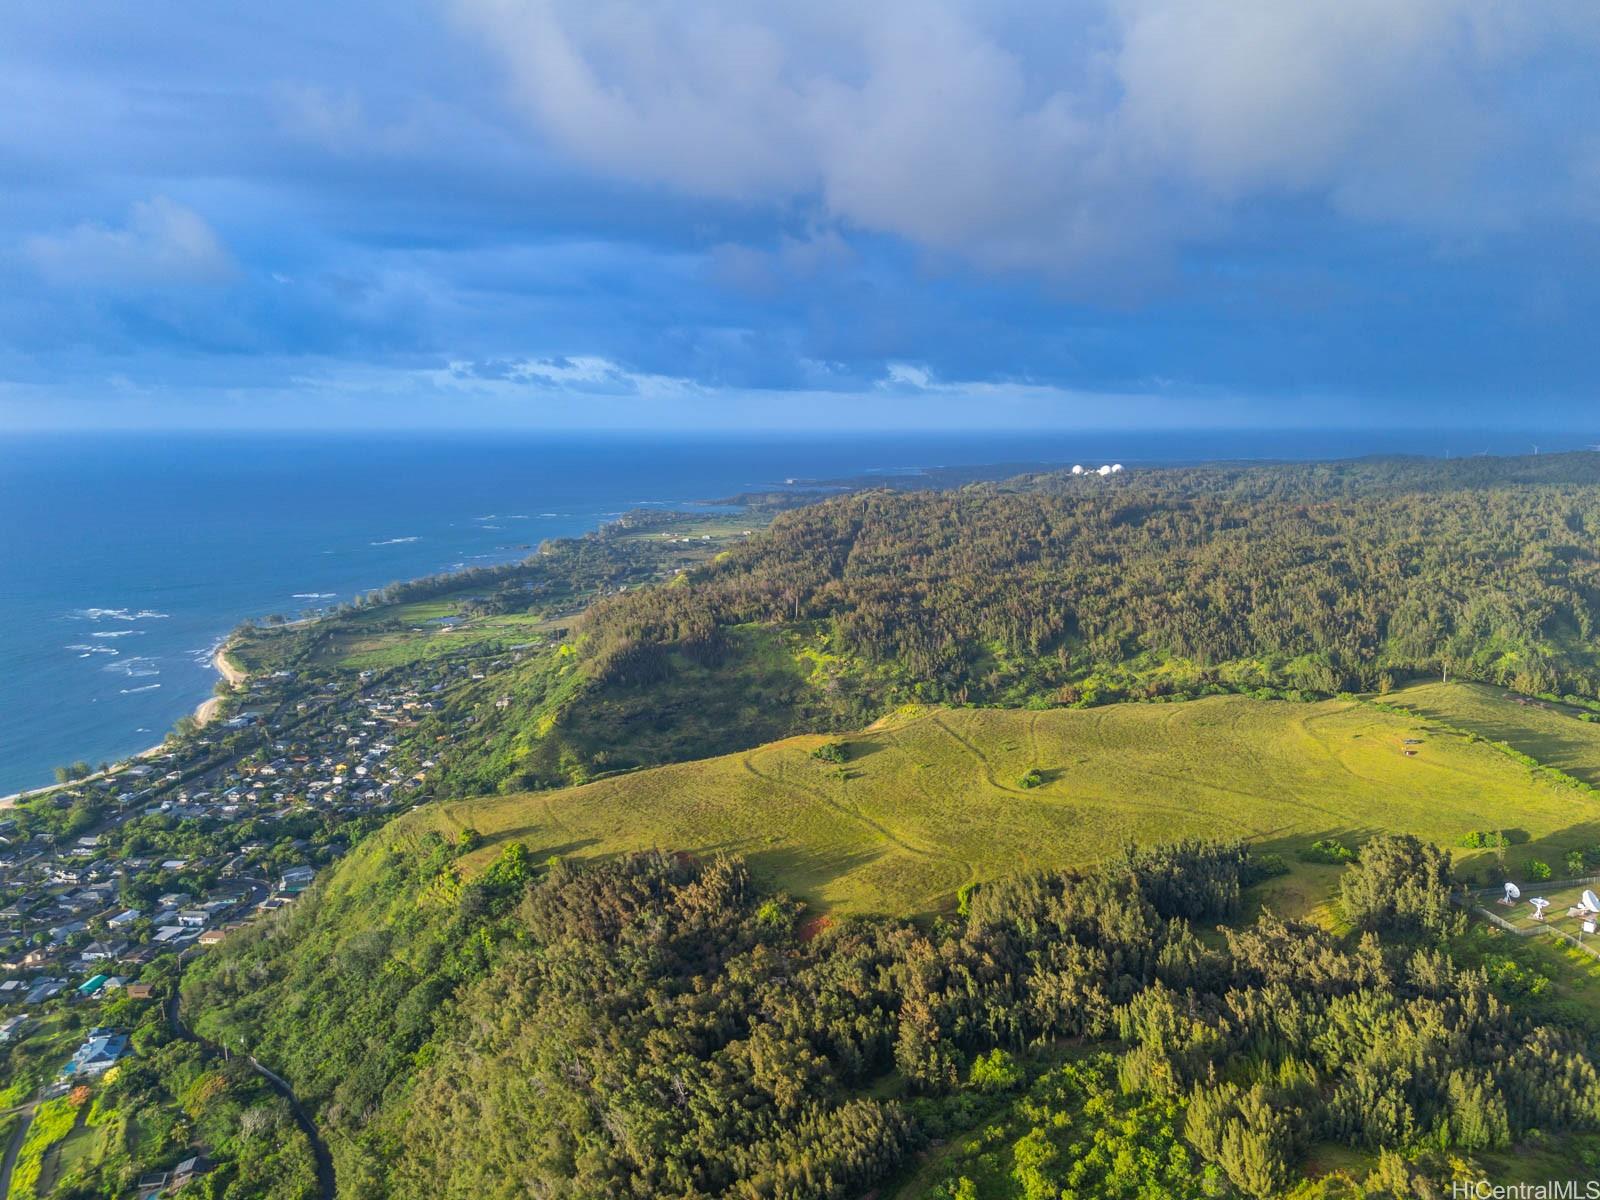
[968,1048,1024,1092]
[1446,1069,1510,1152]
[1338,833,1461,936]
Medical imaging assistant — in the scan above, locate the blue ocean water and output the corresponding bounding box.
[2,428,1593,796]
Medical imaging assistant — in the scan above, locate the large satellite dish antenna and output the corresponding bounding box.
[1531,897,1551,919]
[1504,882,1521,901]
[1583,890,1600,913]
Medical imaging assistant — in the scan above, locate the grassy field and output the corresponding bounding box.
[9,1096,77,1200]
[406,692,1600,917]
[336,609,559,670]
[1390,680,1600,786]
[229,601,563,674]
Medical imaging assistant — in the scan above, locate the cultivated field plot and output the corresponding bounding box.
[420,693,1599,917]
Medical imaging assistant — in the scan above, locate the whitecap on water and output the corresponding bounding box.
[75,607,133,621]
[73,606,169,621]
[370,536,421,546]
[120,684,162,694]
[106,656,160,678]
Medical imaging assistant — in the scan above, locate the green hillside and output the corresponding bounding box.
[181,684,1600,1197]
[1391,680,1600,787]
[409,692,1598,917]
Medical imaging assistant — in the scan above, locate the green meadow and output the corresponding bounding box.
[1390,679,1600,786]
[405,690,1600,917]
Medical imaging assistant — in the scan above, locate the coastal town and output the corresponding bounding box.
[0,637,504,1196]
[0,506,759,1198]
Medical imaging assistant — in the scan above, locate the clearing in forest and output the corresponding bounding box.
[413,690,1600,917]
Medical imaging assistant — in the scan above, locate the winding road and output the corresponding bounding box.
[168,948,336,1199]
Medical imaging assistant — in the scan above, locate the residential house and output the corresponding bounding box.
[61,1027,128,1077]
[170,1154,213,1190]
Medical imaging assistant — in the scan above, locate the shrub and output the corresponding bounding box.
[1528,860,1552,881]
[1018,768,1044,789]
[1243,853,1290,883]
[1297,838,1356,865]
[811,742,847,764]
[956,880,978,917]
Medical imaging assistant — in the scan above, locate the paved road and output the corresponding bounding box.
[0,1105,36,1200]
[168,949,336,1199]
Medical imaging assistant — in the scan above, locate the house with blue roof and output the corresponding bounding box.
[62,1026,128,1078]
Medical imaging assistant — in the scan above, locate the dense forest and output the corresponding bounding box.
[183,830,1600,1197]
[582,454,1600,707]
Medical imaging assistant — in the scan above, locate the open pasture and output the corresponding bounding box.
[409,692,1600,916]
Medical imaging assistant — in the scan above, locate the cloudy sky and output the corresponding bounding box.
[4,1,1600,431]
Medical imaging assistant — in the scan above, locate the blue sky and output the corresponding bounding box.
[4,1,1600,431]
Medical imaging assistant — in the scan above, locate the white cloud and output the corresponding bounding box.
[883,362,933,390]
[417,351,1198,427]
[23,197,235,287]
[452,0,1600,274]
[435,355,705,399]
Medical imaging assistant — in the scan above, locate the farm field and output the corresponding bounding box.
[412,691,1600,917]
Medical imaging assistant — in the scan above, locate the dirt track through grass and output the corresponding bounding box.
[419,692,1600,916]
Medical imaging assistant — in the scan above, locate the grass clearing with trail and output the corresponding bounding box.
[408,691,1600,916]
[9,1096,77,1200]
[1390,679,1600,787]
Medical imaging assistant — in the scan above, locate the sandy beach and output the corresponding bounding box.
[196,642,247,728]
[0,640,246,808]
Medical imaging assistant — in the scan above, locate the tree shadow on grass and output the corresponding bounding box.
[478,832,601,862]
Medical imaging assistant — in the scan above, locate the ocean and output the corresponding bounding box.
[2,427,1592,796]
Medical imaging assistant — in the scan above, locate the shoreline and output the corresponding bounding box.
[0,639,246,809]
[190,643,244,730]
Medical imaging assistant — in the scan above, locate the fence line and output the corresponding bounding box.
[1470,873,1600,897]
[1456,893,1600,963]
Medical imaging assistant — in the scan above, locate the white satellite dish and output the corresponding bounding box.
[1583,889,1600,913]
[1531,897,1551,919]
[1504,882,1521,901]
